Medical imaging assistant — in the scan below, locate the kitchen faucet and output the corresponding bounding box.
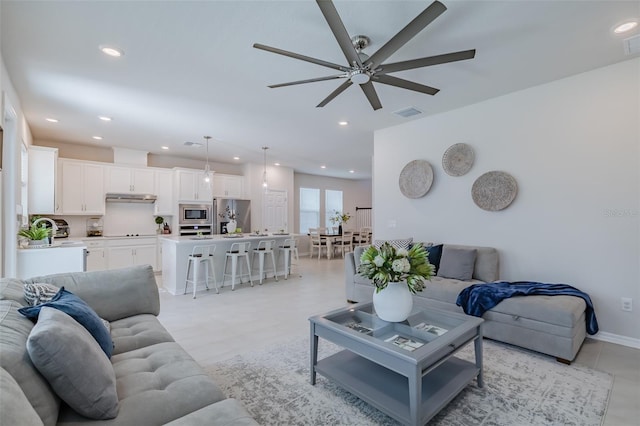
[32,217,58,246]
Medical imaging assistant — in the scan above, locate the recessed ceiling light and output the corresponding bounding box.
[614,20,638,34]
[349,170,355,174]
[320,165,326,169]
[98,116,112,121]
[45,118,58,123]
[233,156,240,160]
[161,146,169,150]
[99,45,124,57]
[338,121,348,126]
[274,162,280,166]
[92,136,103,140]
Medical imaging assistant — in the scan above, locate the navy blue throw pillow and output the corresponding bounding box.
[426,244,444,274]
[19,287,113,358]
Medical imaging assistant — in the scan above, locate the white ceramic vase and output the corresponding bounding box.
[372,281,414,322]
[226,220,237,233]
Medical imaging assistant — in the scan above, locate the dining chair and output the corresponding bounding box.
[356,227,372,246]
[309,228,328,259]
[333,230,353,258]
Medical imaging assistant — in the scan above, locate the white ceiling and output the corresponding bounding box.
[1,1,638,179]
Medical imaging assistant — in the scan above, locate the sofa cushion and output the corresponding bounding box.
[421,277,483,304]
[23,283,60,306]
[110,314,175,355]
[0,366,45,426]
[373,238,413,250]
[484,294,587,329]
[27,307,119,419]
[437,247,477,281]
[19,288,114,358]
[425,244,443,274]
[57,342,227,426]
[24,265,160,322]
[0,278,28,304]
[0,300,60,426]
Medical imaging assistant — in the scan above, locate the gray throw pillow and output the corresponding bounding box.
[437,247,477,281]
[26,307,119,420]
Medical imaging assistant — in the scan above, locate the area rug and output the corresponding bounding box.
[207,337,612,425]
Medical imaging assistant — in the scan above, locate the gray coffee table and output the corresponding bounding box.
[309,301,484,426]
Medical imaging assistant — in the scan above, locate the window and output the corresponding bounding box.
[299,187,320,233]
[325,190,343,228]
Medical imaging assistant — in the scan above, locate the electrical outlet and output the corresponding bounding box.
[621,297,633,312]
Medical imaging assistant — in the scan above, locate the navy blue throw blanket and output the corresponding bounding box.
[456,281,599,335]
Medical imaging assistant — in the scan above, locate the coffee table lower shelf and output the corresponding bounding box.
[315,350,479,425]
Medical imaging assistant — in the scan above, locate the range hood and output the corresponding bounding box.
[105,193,157,203]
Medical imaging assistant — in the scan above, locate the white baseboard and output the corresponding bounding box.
[591,331,640,349]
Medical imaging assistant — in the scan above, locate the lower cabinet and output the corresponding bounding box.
[84,238,158,272]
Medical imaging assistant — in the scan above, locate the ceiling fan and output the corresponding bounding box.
[253,0,475,111]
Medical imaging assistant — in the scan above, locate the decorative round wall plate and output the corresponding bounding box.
[398,160,434,199]
[472,171,518,211]
[442,143,474,176]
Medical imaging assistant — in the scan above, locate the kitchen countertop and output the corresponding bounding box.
[65,234,173,242]
[17,241,87,250]
[160,234,294,244]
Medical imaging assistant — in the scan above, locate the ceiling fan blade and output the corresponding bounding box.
[253,43,348,72]
[379,49,476,74]
[367,0,447,69]
[317,80,353,108]
[360,82,382,110]
[268,74,348,88]
[316,0,363,67]
[373,74,439,95]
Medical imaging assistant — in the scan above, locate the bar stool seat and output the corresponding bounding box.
[184,245,218,299]
[277,238,300,279]
[252,240,278,284]
[222,242,253,290]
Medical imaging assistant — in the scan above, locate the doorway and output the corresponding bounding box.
[263,189,288,232]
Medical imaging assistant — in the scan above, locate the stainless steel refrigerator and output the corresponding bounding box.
[213,198,251,234]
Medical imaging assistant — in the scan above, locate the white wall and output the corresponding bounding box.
[375,59,640,343]
[244,162,295,232]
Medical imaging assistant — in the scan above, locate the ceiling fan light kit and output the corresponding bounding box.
[253,0,475,111]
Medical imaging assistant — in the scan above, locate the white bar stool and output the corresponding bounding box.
[184,245,218,299]
[222,242,253,290]
[252,240,278,284]
[277,238,300,279]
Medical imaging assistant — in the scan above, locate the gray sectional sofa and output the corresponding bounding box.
[345,244,588,362]
[0,265,257,426]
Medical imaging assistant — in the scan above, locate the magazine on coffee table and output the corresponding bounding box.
[344,321,373,335]
[413,322,448,336]
[384,334,425,351]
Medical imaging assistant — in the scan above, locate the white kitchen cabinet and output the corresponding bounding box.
[60,160,105,215]
[107,166,155,194]
[106,237,158,271]
[84,239,107,272]
[212,174,244,198]
[154,169,174,216]
[175,169,212,202]
[28,146,59,215]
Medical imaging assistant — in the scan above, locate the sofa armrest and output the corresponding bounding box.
[164,398,258,426]
[24,265,159,321]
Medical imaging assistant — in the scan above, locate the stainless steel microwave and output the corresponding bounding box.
[179,203,212,225]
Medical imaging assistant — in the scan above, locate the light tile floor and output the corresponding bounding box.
[157,256,640,425]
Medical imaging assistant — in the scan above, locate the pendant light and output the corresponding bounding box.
[262,146,269,191]
[202,136,213,183]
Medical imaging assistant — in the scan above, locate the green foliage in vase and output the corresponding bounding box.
[358,242,434,294]
[18,224,51,241]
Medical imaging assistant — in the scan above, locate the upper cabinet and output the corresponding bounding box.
[175,169,212,202]
[154,169,174,216]
[212,174,244,199]
[28,146,59,215]
[107,166,155,194]
[60,159,105,215]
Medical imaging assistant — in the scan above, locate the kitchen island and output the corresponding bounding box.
[16,241,87,279]
[160,234,297,295]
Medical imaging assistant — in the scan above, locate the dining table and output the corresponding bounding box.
[309,231,360,260]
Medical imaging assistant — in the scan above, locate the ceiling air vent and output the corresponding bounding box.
[183,141,203,147]
[393,107,423,118]
[624,34,640,55]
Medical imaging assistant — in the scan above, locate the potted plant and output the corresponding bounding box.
[219,206,237,233]
[18,224,52,247]
[358,242,434,322]
[329,210,351,234]
[155,216,164,234]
